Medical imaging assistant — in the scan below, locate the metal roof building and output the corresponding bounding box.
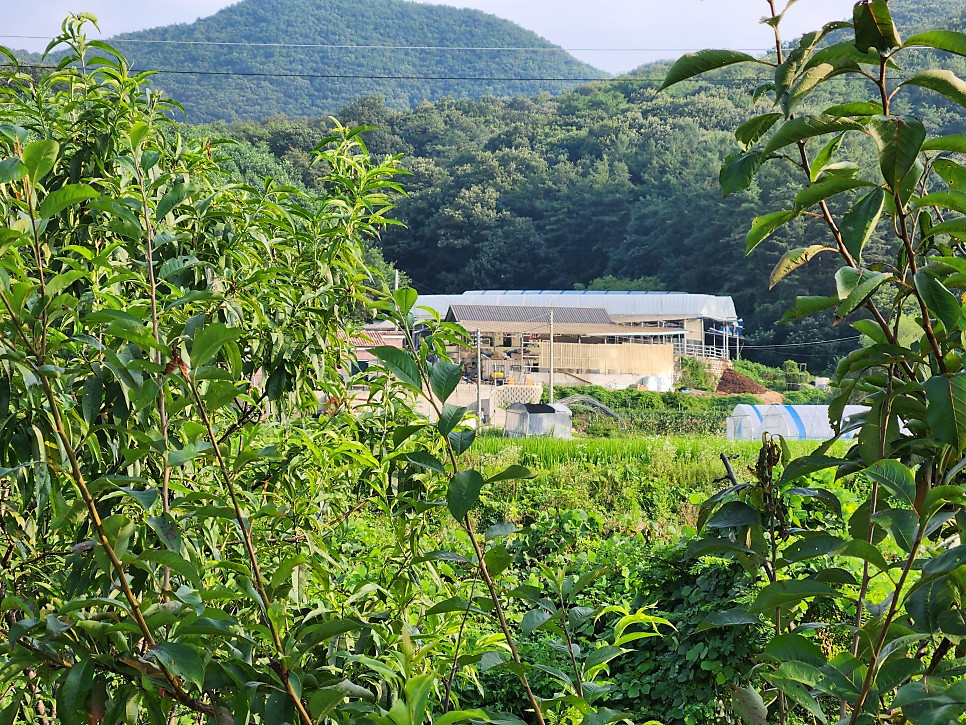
[445,304,684,340]
[417,290,738,323]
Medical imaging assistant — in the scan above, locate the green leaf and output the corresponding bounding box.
[404,451,446,473]
[720,150,766,196]
[867,116,926,191]
[447,470,485,521]
[735,113,783,150]
[763,633,827,668]
[149,643,205,691]
[839,539,892,573]
[705,501,760,528]
[894,678,966,724]
[0,158,27,185]
[155,183,189,221]
[784,60,861,116]
[903,30,966,57]
[924,217,966,242]
[781,533,846,565]
[915,191,966,215]
[21,139,58,183]
[923,545,966,577]
[56,658,95,725]
[37,183,99,218]
[521,608,553,634]
[915,271,962,332]
[695,607,761,632]
[393,286,418,316]
[486,464,533,484]
[731,685,767,725]
[901,70,966,110]
[924,374,966,450]
[485,521,517,539]
[393,423,428,448]
[372,346,422,392]
[437,404,468,437]
[923,134,966,153]
[769,245,832,289]
[823,101,883,117]
[685,536,757,558]
[750,580,837,614]
[269,554,308,596]
[781,295,838,323]
[190,323,242,369]
[767,676,828,723]
[46,270,87,298]
[762,115,864,155]
[784,487,843,517]
[871,509,918,553]
[794,177,873,212]
[166,440,213,468]
[864,459,916,509]
[483,544,512,577]
[580,708,634,725]
[429,359,462,403]
[853,0,901,53]
[426,596,474,616]
[448,427,476,456]
[834,267,892,318]
[82,375,102,425]
[436,711,490,725]
[745,210,797,255]
[146,513,184,554]
[810,133,846,182]
[660,50,761,91]
[841,188,885,262]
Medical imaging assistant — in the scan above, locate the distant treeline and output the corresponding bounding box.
[183,0,963,371]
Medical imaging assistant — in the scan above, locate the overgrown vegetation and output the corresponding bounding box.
[5,2,966,724]
[176,0,966,372]
[662,0,966,722]
[544,386,760,435]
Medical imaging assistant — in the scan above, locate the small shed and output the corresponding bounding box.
[726,404,871,441]
[504,403,572,439]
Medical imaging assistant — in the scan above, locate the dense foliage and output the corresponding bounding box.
[13,0,607,123]
[193,0,964,371]
[664,0,966,722]
[0,22,673,725]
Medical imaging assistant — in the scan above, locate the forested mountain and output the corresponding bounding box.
[48,0,606,122]
[188,0,965,370]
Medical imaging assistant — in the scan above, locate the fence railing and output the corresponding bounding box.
[674,340,729,360]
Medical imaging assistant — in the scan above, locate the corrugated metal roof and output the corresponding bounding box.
[452,321,684,337]
[418,290,737,322]
[448,304,612,324]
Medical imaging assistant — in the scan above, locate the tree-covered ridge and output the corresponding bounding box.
[86,0,607,122]
[178,0,965,370]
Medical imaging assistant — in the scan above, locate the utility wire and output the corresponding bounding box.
[741,335,860,349]
[7,63,917,84]
[0,34,774,52]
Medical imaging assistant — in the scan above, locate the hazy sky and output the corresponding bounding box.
[7,0,850,73]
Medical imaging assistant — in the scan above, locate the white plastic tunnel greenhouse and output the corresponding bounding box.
[726,404,869,441]
[503,403,573,439]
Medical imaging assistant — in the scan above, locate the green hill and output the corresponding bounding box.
[202,0,965,370]
[93,0,607,122]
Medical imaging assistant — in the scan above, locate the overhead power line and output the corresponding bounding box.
[741,335,860,349]
[8,63,916,84]
[0,34,773,53]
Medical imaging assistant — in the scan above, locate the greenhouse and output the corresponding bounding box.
[503,403,573,439]
[726,404,869,441]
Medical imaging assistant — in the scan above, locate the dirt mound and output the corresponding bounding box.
[717,368,769,395]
